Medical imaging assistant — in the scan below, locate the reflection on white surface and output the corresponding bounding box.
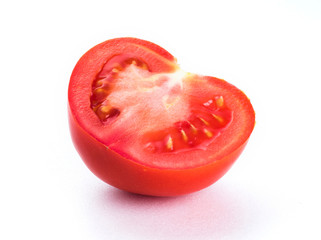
[82,183,275,240]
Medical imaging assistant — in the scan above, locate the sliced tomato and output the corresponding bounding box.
[68,37,255,196]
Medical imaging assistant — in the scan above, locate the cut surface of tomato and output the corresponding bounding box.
[68,38,255,196]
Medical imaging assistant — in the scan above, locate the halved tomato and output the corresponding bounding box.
[68,37,255,196]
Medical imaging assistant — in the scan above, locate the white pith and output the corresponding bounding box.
[107,65,192,132]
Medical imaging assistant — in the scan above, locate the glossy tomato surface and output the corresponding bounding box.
[68,37,255,196]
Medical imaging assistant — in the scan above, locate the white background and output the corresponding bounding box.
[1,0,321,239]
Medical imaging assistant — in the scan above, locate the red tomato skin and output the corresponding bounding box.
[68,37,255,196]
[69,104,248,196]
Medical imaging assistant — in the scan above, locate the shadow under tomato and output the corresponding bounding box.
[85,182,272,240]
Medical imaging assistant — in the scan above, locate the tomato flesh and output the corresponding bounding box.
[68,38,255,196]
[91,56,233,152]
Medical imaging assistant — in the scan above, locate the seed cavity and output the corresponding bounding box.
[142,95,233,153]
[90,56,148,123]
[91,56,149,123]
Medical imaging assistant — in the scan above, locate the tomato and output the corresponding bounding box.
[68,37,255,196]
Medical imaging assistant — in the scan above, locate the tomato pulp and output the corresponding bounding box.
[68,38,255,196]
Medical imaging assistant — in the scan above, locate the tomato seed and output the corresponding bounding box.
[187,121,198,134]
[180,130,188,142]
[203,129,213,138]
[215,96,224,108]
[212,114,224,124]
[198,117,210,126]
[166,136,174,151]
